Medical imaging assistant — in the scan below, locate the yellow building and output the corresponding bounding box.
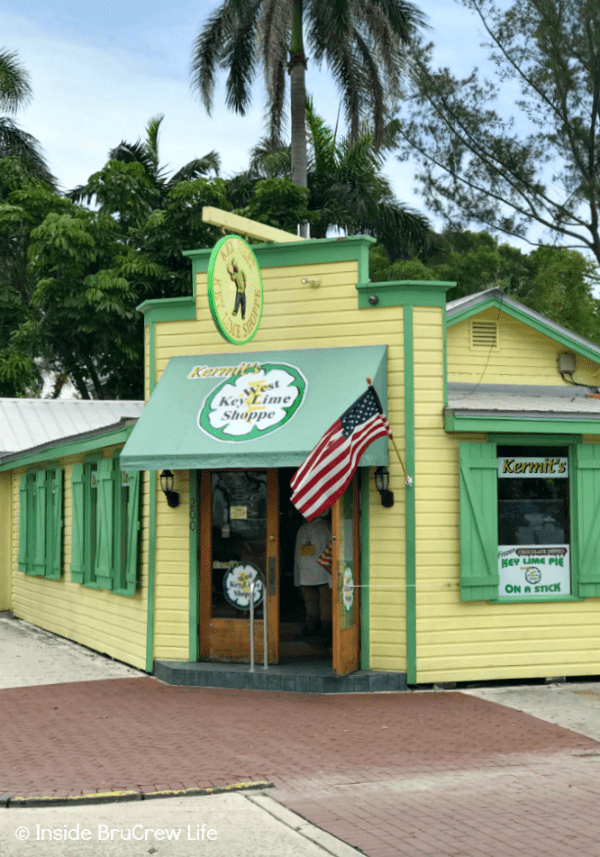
[3,214,600,689]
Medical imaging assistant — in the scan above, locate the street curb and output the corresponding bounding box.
[4,781,274,809]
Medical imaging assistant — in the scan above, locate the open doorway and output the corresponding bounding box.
[278,467,332,661]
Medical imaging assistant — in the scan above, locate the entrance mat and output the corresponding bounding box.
[154,660,407,693]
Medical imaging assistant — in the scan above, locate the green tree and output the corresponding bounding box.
[241,103,431,257]
[0,159,68,396]
[0,48,54,185]
[396,0,600,263]
[191,0,425,191]
[371,231,600,346]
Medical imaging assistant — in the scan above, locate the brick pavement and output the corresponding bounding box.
[2,678,600,856]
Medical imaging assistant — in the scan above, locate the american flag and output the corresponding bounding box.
[291,385,392,520]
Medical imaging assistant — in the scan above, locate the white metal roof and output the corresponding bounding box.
[0,399,144,457]
[447,383,600,420]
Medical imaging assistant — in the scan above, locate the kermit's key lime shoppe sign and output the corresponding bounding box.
[207,235,264,345]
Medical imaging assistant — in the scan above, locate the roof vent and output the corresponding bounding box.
[471,319,498,349]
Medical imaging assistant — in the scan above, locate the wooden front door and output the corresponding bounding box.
[199,469,279,663]
[331,474,361,676]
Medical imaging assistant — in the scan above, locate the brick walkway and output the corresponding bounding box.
[2,678,600,856]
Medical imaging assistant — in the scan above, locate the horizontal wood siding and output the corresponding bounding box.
[447,308,600,386]
[10,447,148,670]
[152,258,407,667]
[0,472,11,609]
[153,469,190,660]
[414,426,600,683]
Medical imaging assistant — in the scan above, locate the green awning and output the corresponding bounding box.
[120,345,388,471]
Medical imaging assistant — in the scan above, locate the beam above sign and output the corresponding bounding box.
[202,206,306,244]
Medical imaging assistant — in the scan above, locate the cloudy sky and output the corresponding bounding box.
[3,0,494,215]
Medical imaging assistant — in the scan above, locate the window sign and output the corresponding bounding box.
[497,447,571,599]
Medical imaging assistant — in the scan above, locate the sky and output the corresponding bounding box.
[3,0,507,234]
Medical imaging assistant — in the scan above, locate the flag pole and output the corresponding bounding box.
[366,378,413,487]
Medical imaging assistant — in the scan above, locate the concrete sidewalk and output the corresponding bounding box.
[2,615,600,857]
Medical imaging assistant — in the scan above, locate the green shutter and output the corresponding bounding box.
[124,470,140,596]
[18,475,29,572]
[33,471,47,576]
[575,444,600,597]
[71,463,85,582]
[46,469,63,580]
[94,459,114,590]
[459,442,499,601]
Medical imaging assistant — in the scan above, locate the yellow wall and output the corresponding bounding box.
[413,307,600,683]
[0,472,11,610]
[447,307,600,386]
[10,446,148,670]
[151,256,409,670]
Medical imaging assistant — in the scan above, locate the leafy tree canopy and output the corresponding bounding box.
[396,0,600,263]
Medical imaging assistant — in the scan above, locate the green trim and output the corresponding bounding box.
[443,307,448,408]
[488,433,582,445]
[145,471,156,673]
[149,321,156,394]
[137,297,196,324]
[184,235,375,274]
[445,413,600,434]
[0,426,135,472]
[404,306,417,685]
[356,280,454,310]
[360,468,370,670]
[145,336,159,674]
[447,295,600,367]
[189,470,199,661]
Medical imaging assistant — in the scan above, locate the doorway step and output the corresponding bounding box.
[153,659,407,693]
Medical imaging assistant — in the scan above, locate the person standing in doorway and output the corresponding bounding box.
[294,512,332,639]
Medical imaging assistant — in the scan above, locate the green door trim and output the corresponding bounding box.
[360,468,370,670]
[404,306,417,685]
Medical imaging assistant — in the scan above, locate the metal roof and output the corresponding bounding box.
[0,399,144,457]
[447,382,600,421]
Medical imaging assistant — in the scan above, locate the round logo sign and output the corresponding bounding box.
[223,563,265,610]
[207,235,263,345]
[342,565,354,612]
[524,566,542,585]
[198,362,306,443]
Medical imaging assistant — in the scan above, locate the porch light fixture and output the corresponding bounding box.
[374,466,394,508]
[159,469,180,508]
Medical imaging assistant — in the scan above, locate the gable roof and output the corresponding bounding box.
[446,288,600,367]
[0,399,144,460]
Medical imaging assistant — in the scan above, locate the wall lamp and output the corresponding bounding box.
[374,466,394,508]
[159,469,180,508]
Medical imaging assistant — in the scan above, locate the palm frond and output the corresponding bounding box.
[0,118,55,185]
[167,151,221,187]
[0,49,32,114]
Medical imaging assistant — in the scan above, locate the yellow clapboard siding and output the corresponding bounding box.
[10,461,149,670]
[447,308,600,385]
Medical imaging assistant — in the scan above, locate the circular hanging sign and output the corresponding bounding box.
[223,563,265,610]
[207,235,264,345]
[198,362,306,443]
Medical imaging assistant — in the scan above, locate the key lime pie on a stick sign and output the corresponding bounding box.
[207,235,264,345]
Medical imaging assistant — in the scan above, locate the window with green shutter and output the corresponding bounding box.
[70,457,140,596]
[460,437,600,602]
[18,468,63,580]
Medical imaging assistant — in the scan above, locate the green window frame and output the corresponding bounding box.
[18,467,63,579]
[70,458,140,596]
[459,437,600,602]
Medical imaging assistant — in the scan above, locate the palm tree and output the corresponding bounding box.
[191,0,426,191]
[0,48,55,185]
[70,114,221,208]
[245,101,431,259]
